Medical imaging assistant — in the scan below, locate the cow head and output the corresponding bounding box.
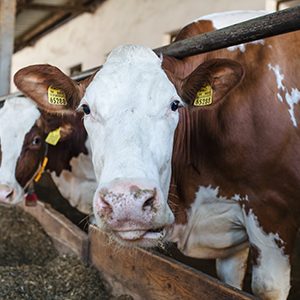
[0,97,43,203]
[0,96,81,204]
[14,45,244,247]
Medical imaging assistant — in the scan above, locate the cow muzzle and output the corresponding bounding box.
[94,179,174,247]
[0,184,14,203]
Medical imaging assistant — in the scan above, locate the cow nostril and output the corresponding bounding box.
[142,196,155,210]
[6,189,13,199]
[99,195,113,217]
[0,185,14,202]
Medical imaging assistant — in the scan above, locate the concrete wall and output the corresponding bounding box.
[11,0,267,90]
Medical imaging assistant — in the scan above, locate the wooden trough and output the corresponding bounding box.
[20,200,255,300]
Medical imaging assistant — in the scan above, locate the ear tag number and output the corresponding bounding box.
[193,84,213,106]
[48,86,67,106]
[45,128,61,146]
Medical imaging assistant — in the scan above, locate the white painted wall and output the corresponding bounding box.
[11,0,267,91]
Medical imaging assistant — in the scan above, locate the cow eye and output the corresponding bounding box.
[170,100,181,111]
[81,104,91,115]
[32,136,41,146]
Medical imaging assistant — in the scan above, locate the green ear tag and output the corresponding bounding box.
[45,128,61,145]
[193,84,213,106]
[48,86,67,106]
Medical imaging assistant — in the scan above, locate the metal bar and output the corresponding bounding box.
[26,4,89,13]
[154,5,300,58]
[0,0,17,96]
[74,5,300,79]
[3,5,300,100]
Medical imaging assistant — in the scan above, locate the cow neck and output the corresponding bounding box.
[23,142,49,206]
[45,118,88,176]
[169,106,229,225]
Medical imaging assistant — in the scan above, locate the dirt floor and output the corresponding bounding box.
[0,204,132,300]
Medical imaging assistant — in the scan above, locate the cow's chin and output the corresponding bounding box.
[111,227,167,248]
[95,219,167,248]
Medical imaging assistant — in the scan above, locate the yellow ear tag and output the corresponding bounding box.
[193,84,213,106]
[45,128,61,146]
[48,86,67,106]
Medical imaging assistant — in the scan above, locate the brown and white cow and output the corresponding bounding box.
[0,96,96,215]
[14,11,300,300]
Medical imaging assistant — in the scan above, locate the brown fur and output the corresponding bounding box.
[167,20,300,256]
[15,111,88,186]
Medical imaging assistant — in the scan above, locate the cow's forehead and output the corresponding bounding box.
[0,97,40,136]
[84,45,178,116]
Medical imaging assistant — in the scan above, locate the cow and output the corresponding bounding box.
[0,96,96,218]
[14,11,300,300]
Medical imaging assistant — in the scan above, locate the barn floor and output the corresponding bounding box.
[0,205,132,300]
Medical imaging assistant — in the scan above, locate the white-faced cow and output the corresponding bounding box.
[0,96,96,215]
[14,11,300,300]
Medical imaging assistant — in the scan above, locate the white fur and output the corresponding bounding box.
[50,138,96,214]
[83,45,180,229]
[268,64,285,91]
[268,64,300,127]
[227,40,264,53]
[216,247,249,289]
[285,88,300,127]
[0,97,40,203]
[166,186,248,259]
[243,208,291,300]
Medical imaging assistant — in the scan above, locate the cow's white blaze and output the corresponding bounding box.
[81,45,180,242]
[0,97,40,203]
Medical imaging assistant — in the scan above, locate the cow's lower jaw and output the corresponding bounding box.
[112,227,167,248]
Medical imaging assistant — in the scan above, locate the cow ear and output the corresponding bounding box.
[180,59,244,107]
[14,64,90,114]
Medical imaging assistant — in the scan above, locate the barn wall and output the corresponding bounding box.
[11,0,266,91]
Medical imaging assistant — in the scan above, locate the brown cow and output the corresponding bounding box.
[14,11,300,300]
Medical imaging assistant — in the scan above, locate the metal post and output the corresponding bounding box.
[0,0,16,96]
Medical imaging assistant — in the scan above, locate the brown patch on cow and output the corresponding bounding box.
[250,243,261,267]
[174,20,215,41]
[15,110,89,188]
[168,182,187,224]
[167,20,300,256]
[15,124,45,187]
[38,111,88,176]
